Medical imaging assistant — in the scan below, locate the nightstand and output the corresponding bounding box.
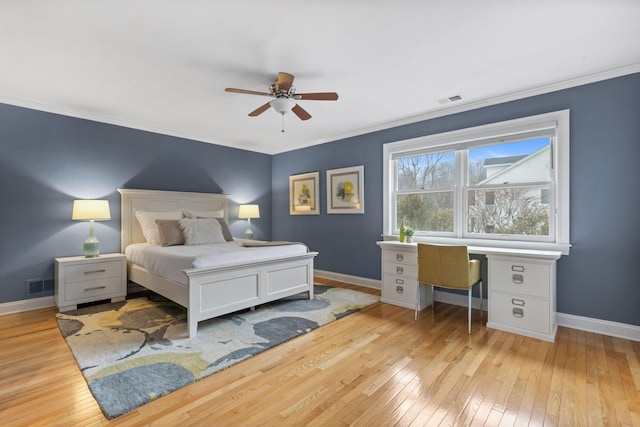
[55,253,127,312]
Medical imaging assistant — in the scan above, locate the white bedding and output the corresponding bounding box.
[125,239,309,285]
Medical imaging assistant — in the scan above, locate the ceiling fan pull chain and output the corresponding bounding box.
[281,113,285,133]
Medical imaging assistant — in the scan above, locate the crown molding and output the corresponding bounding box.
[317,63,640,147]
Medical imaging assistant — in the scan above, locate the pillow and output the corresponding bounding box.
[198,217,233,242]
[179,218,226,245]
[185,209,233,241]
[183,209,224,219]
[135,209,184,245]
[155,219,185,246]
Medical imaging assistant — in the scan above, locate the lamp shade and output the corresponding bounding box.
[238,204,260,219]
[72,199,111,221]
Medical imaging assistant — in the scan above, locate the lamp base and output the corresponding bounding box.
[244,218,254,240]
[83,226,100,257]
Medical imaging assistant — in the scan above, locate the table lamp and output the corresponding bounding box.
[238,204,260,239]
[72,199,111,257]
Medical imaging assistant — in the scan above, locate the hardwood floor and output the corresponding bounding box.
[1,277,639,426]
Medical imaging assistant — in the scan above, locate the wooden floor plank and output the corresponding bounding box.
[1,277,639,426]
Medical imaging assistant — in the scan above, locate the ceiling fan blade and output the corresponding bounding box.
[248,102,272,117]
[294,92,339,101]
[225,88,272,97]
[277,72,295,92]
[292,104,312,121]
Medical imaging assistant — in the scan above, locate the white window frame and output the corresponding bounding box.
[383,110,571,254]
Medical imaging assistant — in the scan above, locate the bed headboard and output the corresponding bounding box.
[118,189,231,252]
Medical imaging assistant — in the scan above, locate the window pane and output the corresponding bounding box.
[397,192,453,232]
[467,187,550,236]
[469,138,551,186]
[397,151,454,190]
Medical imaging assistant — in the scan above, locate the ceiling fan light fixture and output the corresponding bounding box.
[270,97,296,115]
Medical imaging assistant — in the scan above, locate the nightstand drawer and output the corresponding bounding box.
[383,261,418,278]
[489,259,550,298]
[65,260,122,283]
[490,291,550,334]
[65,276,124,301]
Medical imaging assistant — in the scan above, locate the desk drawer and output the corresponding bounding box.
[382,250,417,266]
[65,260,122,283]
[489,259,550,298]
[382,274,417,306]
[383,261,418,278]
[490,291,550,334]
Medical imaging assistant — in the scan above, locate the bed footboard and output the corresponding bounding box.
[184,252,317,338]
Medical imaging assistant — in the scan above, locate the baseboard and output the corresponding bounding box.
[314,269,381,290]
[557,312,640,342]
[315,270,640,342]
[0,295,55,316]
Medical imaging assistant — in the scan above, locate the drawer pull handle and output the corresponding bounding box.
[512,298,525,306]
[513,307,524,318]
[396,279,404,285]
[85,286,106,291]
[396,253,404,262]
[512,274,524,284]
[84,269,106,274]
[396,266,404,274]
[511,265,525,272]
[396,286,404,294]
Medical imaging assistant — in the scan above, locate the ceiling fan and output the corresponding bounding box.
[225,72,339,123]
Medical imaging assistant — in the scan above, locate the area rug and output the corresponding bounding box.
[56,285,379,419]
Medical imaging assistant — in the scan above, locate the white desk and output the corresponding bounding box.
[377,241,562,342]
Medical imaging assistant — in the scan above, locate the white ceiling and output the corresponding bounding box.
[2,1,640,155]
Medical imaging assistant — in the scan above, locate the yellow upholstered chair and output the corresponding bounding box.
[415,243,482,334]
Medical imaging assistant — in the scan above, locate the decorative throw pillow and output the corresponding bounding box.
[179,218,226,245]
[216,218,234,242]
[135,209,183,245]
[155,219,185,246]
[183,209,233,241]
[197,217,234,241]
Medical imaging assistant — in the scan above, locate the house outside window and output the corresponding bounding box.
[383,110,570,254]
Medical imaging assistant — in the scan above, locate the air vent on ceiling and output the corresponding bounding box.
[436,94,464,105]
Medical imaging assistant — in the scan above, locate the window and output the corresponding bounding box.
[383,110,570,253]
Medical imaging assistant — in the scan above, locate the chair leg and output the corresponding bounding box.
[415,282,419,321]
[432,286,435,313]
[479,280,483,326]
[468,289,472,334]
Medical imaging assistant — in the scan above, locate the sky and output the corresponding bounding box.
[469,137,550,163]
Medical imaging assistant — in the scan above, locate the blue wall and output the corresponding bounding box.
[2,73,639,327]
[273,73,640,326]
[0,104,272,304]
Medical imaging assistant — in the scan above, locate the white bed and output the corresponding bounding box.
[119,189,318,338]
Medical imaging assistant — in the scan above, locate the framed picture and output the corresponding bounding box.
[327,165,364,214]
[289,172,320,215]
